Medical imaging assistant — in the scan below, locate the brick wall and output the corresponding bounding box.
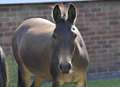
[77,2,120,74]
[0,1,120,75]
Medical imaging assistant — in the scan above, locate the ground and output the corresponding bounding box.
[5,56,120,87]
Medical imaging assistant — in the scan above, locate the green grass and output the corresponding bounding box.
[5,56,120,87]
[6,55,18,87]
[88,79,120,87]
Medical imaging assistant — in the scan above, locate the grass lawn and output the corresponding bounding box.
[5,56,120,87]
[88,79,120,87]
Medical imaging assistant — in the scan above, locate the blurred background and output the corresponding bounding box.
[0,0,120,87]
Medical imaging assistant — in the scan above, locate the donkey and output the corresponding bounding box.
[0,46,7,87]
[12,4,89,87]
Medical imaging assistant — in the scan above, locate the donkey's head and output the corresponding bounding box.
[52,4,78,74]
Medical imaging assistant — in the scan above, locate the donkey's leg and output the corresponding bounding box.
[18,65,33,87]
[51,70,60,87]
[51,71,60,87]
[76,80,86,87]
[34,77,43,87]
[52,78,60,87]
[18,65,25,87]
[22,65,33,87]
[76,69,87,87]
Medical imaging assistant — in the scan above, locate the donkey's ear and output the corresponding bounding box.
[53,5,61,23]
[67,4,76,24]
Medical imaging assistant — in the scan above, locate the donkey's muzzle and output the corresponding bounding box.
[59,63,72,73]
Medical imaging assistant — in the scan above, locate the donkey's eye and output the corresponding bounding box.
[71,27,77,34]
[53,34,57,39]
[71,27,76,31]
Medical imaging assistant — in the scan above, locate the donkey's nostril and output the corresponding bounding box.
[66,63,71,70]
[59,64,62,70]
[59,63,71,73]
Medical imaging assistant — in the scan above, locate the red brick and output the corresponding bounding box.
[96,12,107,17]
[0,2,120,74]
[0,7,9,12]
[0,27,9,32]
